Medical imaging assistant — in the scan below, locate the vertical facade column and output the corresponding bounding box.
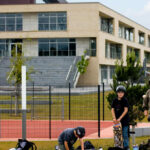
[114,18,119,37]
[141,48,145,64]
[134,28,139,43]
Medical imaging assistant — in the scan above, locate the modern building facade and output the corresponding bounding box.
[0,2,150,86]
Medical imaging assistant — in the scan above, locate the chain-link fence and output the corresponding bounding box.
[0,83,113,139]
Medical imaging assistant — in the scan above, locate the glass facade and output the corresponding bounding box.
[0,13,22,31]
[38,12,67,31]
[0,40,9,57]
[139,32,145,45]
[38,38,76,56]
[145,52,150,63]
[101,18,113,34]
[127,47,140,60]
[119,25,134,41]
[0,39,22,57]
[105,42,122,59]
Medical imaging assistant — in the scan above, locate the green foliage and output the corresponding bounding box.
[77,50,89,74]
[107,51,149,123]
[7,45,34,86]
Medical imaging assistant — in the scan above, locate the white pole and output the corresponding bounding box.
[22,66,26,110]
[22,66,26,139]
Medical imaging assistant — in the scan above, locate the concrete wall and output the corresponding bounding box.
[23,39,38,56]
[76,38,89,56]
[23,13,38,31]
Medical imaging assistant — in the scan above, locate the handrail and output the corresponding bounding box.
[66,57,77,81]
[7,66,14,81]
[66,65,72,81]
[73,68,78,81]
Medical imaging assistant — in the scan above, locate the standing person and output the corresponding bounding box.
[58,126,85,150]
[111,85,129,150]
[143,80,150,121]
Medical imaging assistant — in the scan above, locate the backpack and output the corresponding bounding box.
[139,139,150,150]
[15,139,37,150]
[76,141,95,150]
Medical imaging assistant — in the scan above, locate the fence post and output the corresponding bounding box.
[98,85,100,138]
[103,82,105,121]
[22,66,27,140]
[69,82,71,120]
[10,95,13,116]
[49,85,51,139]
[32,82,35,120]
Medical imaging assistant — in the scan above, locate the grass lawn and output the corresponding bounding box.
[0,90,148,122]
[0,91,113,120]
[0,136,150,150]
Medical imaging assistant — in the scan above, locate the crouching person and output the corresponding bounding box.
[58,126,85,150]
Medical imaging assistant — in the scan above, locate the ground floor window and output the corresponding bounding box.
[101,65,115,84]
[0,39,22,57]
[145,52,150,63]
[38,38,76,56]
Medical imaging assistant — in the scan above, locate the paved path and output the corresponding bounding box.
[87,122,150,139]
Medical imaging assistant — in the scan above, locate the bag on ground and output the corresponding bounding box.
[76,141,95,150]
[139,139,150,150]
[15,139,37,150]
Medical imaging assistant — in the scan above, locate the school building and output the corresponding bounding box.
[0,0,150,87]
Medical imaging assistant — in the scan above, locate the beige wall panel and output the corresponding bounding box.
[77,57,99,86]
[23,39,38,56]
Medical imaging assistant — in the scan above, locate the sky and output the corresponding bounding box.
[37,0,150,29]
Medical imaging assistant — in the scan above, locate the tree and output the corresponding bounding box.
[77,50,89,74]
[7,45,33,115]
[107,51,148,124]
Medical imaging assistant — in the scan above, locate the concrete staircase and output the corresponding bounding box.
[0,57,80,87]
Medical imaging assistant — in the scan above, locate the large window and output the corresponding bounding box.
[101,65,115,84]
[139,32,145,45]
[38,12,67,31]
[101,18,113,34]
[127,47,140,60]
[145,52,150,63]
[105,42,122,59]
[101,65,108,82]
[39,38,76,56]
[89,38,96,56]
[0,13,22,31]
[119,25,134,41]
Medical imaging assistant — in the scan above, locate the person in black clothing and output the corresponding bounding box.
[58,126,85,150]
[111,85,129,150]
